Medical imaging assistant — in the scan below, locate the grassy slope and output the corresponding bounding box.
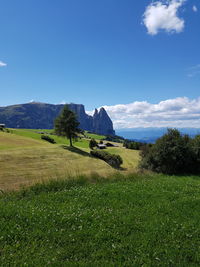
[106,147,139,170]
[10,129,89,148]
[0,131,114,191]
[1,174,200,266]
[0,130,139,191]
[0,131,47,150]
[84,131,105,140]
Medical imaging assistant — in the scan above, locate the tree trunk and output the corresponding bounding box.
[69,135,73,146]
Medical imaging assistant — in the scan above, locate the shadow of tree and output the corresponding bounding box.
[61,145,91,157]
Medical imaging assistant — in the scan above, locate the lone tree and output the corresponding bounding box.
[54,105,81,146]
[89,138,97,150]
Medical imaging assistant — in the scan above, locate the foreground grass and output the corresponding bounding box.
[1,173,200,266]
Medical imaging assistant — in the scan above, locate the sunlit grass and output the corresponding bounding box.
[0,131,47,150]
[106,146,140,170]
[1,174,200,266]
[84,131,105,140]
[0,145,114,191]
[0,129,140,191]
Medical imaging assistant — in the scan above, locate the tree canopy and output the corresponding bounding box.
[54,105,81,146]
[140,128,196,175]
[89,138,97,150]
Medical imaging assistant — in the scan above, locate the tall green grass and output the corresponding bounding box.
[1,173,200,266]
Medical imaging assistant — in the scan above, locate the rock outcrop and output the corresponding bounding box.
[93,108,115,136]
[0,102,115,136]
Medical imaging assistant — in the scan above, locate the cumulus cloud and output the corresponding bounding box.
[87,97,200,129]
[143,0,185,35]
[193,5,198,12]
[0,61,7,67]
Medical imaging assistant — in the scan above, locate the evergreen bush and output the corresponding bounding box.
[90,150,123,168]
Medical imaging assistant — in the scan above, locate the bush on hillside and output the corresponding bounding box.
[123,140,147,150]
[104,135,124,143]
[89,138,98,150]
[90,150,123,168]
[41,135,56,144]
[140,129,195,175]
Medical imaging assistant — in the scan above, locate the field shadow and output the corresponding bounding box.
[62,145,91,157]
[118,167,127,171]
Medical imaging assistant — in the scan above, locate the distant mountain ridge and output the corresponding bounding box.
[0,102,115,135]
[116,127,200,143]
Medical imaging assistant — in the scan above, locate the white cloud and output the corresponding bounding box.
[87,97,200,129]
[193,5,198,12]
[0,61,7,67]
[143,0,185,35]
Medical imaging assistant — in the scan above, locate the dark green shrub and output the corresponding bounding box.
[191,135,200,173]
[123,140,146,150]
[140,129,194,175]
[90,150,123,168]
[104,135,124,143]
[41,135,56,144]
[89,138,97,150]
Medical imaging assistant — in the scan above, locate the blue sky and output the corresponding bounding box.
[0,0,200,128]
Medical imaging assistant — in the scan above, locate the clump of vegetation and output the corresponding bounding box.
[90,150,123,168]
[140,128,200,175]
[41,135,56,144]
[123,139,148,150]
[103,134,124,143]
[89,138,98,149]
[0,127,10,133]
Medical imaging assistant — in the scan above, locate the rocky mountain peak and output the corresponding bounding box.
[92,107,115,136]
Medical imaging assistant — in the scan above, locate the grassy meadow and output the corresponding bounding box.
[84,131,105,140]
[1,173,200,266]
[0,129,139,191]
[1,129,200,266]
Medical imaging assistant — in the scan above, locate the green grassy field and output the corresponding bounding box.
[10,128,89,148]
[1,173,200,266]
[84,131,105,140]
[0,131,46,150]
[0,130,139,191]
